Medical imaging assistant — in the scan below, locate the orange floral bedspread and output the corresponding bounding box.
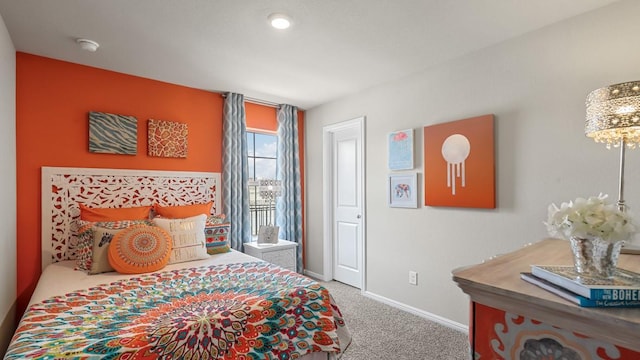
[6,262,348,359]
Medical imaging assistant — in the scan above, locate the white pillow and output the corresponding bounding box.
[152,214,209,264]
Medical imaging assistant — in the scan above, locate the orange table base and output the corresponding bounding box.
[472,302,640,359]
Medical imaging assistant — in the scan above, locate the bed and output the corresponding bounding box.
[5,167,351,359]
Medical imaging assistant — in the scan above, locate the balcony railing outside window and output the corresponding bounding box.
[249,201,276,236]
[247,131,278,236]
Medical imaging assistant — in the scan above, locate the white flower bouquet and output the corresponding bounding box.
[545,194,636,242]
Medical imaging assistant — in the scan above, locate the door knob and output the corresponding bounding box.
[357,214,362,219]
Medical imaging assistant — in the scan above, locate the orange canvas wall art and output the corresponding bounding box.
[423,114,495,208]
[148,118,188,158]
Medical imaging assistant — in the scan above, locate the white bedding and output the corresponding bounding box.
[30,249,257,306]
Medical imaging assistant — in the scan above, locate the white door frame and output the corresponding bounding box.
[322,116,366,291]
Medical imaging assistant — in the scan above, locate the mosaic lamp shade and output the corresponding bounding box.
[585,80,640,211]
[257,179,282,230]
[258,179,282,201]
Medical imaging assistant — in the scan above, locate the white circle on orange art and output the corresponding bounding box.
[441,134,470,163]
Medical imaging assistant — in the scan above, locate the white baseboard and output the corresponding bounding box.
[303,273,469,333]
[304,269,331,281]
[362,290,469,333]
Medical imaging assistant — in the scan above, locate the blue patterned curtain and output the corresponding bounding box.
[276,104,303,272]
[222,93,251,250]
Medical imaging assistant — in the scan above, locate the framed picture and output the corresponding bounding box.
[388,129,414,170]
[257,225,280,245]
[388,173,418,208]
[423,114,495,208]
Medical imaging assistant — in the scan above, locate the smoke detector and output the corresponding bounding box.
[76,38,99,52]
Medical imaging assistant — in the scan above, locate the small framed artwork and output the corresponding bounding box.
[388,173,418,208]
[257,225,280,245]
[388,129,414,170]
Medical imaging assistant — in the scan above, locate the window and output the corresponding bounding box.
[247,131,278,236]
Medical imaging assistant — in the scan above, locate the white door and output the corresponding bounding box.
[323,117,364,289]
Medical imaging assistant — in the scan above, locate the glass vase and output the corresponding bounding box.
[569,236,624,279]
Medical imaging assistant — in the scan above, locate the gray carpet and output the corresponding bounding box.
[320,280,470,360]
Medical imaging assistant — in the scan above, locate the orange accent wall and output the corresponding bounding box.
[15,53,305,319]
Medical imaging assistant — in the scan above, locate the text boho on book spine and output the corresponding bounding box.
[530,265,640,301]
[520,272,640,308]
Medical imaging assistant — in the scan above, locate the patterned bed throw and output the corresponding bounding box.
[6,262,348,359]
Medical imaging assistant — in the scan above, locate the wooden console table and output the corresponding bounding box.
[453,238,640,359]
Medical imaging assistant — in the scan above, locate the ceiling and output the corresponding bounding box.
[0,0,620,109]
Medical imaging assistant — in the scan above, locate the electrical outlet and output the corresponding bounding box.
[409,271,418,285]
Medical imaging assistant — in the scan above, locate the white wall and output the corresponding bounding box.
[305,0,640,327]
[0,11,15,357]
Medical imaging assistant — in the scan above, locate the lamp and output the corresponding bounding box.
[585,80,640,212]
[257,179,282,244]
[258,179,282,203]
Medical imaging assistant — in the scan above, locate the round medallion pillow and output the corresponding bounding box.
[108,224,173,274]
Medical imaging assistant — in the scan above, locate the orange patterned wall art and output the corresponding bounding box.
[148,119,188,158]
[423,114,495,208]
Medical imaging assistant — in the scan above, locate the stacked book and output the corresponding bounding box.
[521,265,640,308]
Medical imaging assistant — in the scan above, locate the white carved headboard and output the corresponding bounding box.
[41,167,222,270]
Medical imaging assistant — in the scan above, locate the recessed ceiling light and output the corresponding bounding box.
[268,13,291,30]
[76,38,99,52]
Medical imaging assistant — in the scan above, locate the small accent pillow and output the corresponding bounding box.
[204,222,231,255]
[153,202,213,219]
[152,214,209,264]
[89,226,120,274]
[107,224,173,274]
[79,204,153,222]
[75,219,153,271]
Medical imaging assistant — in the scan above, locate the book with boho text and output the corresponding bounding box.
[530,265,640,301]
[521,272,640,307]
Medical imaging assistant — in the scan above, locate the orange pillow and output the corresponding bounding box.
[108,224,173,274]
[79,204,153,222]
[153,201,213,218]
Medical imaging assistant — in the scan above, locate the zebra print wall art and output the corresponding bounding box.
[88,111,138,155]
